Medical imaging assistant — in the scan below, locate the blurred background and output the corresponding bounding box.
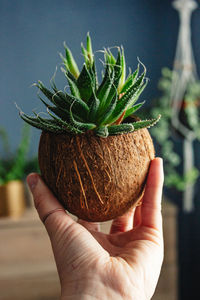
[0,0,200,299]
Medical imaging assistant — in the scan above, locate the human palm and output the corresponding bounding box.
[27,158,163,300]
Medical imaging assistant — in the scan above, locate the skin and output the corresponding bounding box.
[27,157,164,300]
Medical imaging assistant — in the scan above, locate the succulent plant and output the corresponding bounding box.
[19,34,160,222]
[19,33,160,137]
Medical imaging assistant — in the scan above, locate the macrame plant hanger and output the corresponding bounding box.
[171,0,198,212]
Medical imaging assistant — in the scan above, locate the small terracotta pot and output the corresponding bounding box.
[0,180,26,218]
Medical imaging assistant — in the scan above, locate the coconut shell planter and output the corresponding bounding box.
[19,34,160,222]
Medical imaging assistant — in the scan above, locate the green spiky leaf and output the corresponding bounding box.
[131,115,161,131]
[87,92,100,122]
[123,101,145,119]
[95,126,109,138]
[120,63,140,94]
[106,71,147,124]
[77,64,95,102]
[108,123,134,135]
[117,46,126,93]
[64,71,81,98]
[98,93,118,126]
[86,32,94,66]
[63,43,80,78]
[69,102,96,130]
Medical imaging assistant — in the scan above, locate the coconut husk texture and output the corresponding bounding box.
[38,128,155,222]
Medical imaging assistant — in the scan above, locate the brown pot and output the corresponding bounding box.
[0,180,26,218]
[39,128,155,222]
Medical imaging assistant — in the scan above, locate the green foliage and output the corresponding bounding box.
[18,34,160,137]
[0,125,39,185]
[150,67,200,190]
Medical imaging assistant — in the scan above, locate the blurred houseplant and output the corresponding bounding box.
[150,67,200,192]
[0,125,39,217]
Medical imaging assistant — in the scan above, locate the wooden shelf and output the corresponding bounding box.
[0,209,60,300]
[0,200,178,300]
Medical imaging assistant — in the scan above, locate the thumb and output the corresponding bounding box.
[27,173,74,237]
[27,173,108,278]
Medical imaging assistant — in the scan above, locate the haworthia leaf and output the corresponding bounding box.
[131,115,161,131]
[104,49,115,66]
[63,42,80,78]
[127,79,148,110]
[108,123,134,135]
[103,50,122,106]
[47,109,83,134]
[106,71,147,124]
[65,72,81,98]
[77,64,94,102]
[98,93,118,126]
[90,62,98,91]
[97,53,122,117]
[37,81,72,110]
[86,32,94,66]
[81,43,89,64]
[120,64,140,94]
[113,49,123,87]
[69,103,96,130]
[97,69,115,111]
[34,111,82,134]
[36,81,55,103]
[107,49,116,65]
[46,105,71,122]
[96,66,114,102]
[123,101,145,119]
[48,86,89,119]
[19,112,65,133]
[60,66,77,86]
[95,126,109,138]
[117,46,126,93]
[38,97,70,122]
[87,92,100,122]
[37,91,65,109]
[63,93,90,119]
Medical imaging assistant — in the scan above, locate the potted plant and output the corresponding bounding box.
[18,34,160,221]
[150,68,200,195]
[0,125,39,217]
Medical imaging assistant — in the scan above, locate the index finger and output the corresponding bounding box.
[141,157,164,231]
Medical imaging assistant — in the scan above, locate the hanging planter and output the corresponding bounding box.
[150,68,200,192]
[150,0,200,212]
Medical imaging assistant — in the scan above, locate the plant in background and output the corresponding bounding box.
[18,34,160,221]
[150,67,200,191]
[0,125,39,185]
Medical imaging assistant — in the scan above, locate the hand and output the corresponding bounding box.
[27,157,164,300]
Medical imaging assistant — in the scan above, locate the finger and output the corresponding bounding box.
[27,173,74,237]
[78,219,100,232]
[110,207,136,234]
[109,158,164,246]
[133,205,142,227]
[141,157,164,231]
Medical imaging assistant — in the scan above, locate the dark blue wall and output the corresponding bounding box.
[0,0,200,154]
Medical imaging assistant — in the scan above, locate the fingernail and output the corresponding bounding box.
[27,174,38,191]
[156,157,163,166]
[158,157,163,166]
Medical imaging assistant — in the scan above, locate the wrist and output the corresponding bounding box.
[60,275,104,300]
[60,279,146,300]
